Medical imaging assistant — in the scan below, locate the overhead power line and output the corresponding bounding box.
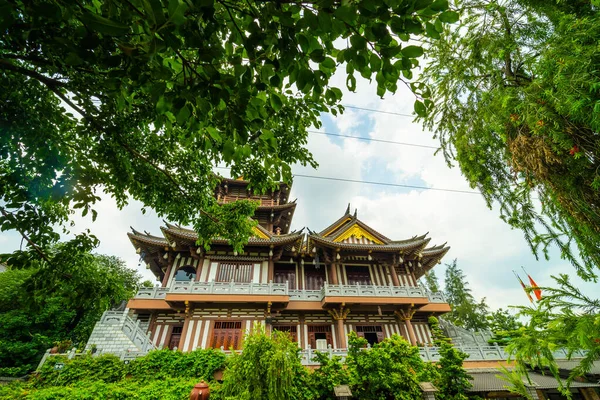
[214,167,480,196]
[292,174,480,195]
[307,130,438,150]
[341,104,415,118]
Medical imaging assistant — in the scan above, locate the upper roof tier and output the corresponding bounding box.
[214,176,295,233]
[307,205,450,279]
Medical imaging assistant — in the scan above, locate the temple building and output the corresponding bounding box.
[97,178,451,354]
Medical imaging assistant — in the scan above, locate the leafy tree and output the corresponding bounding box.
[486,308,524,346]
[309,352,350,400]
[220,325,309,400]
[428,316,451,347]
[507,274,600,395]
[443,259,489,331]
[346,332,435,400]
[434,342,472,400]
[419,0,600,279]
[0,0,457,262]
[425,270,441,293]
[0,249,139,376]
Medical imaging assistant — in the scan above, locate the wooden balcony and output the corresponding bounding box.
[132,282,447,305]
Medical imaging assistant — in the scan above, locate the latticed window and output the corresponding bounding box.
[211,321,243,350]
[273,325,298,342]
[355,325,384,345]
[216,263,253,283]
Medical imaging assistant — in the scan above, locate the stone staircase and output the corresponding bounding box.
[85,311,157,354]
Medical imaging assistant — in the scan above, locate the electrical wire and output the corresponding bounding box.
[214,167,480,196]
[307,130,438,150]
[341,104,415,118]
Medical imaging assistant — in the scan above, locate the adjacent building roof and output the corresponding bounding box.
[468,369,600,392]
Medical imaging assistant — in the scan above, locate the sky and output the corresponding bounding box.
[1,66,597,315]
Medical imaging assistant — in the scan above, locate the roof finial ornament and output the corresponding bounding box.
[345,203,351,215]
[353,208,357,218]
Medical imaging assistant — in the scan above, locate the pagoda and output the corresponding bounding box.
[126,178,450,352]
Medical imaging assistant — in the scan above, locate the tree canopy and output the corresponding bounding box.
[443,259,489,331]
[0,249,139,376]
[419,0,600,279]
[0,0,457,263]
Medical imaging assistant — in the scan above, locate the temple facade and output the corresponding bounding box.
[125,178,451,353]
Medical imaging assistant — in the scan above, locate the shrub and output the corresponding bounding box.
[308,352,350,400]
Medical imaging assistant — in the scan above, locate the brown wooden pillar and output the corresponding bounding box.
[328,304,349,349]
[268,259,274,282]
[161,254,173,287]
[395,307,417,346]
[178,301,192,351]
[404,318,417,346]
[389,264,401,287]
[581,388,600,400]
[329,263,339,285]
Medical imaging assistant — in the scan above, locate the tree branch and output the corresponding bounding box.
[0,206,51,263]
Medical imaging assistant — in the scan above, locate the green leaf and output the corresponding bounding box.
[223,140,235,162]
[176,104,191,125]
[321,57,336,69]
[346,74,356,91]
[334,6,357,23]
[401,45,424,58]
[80,12,129,36]
[168,0,188,26]
[438,10,459,23]
[269,93,283,112]
[414,100,427,117]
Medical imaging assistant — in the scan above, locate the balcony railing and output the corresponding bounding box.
[133,282,446,303]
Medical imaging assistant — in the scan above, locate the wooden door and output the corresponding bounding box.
[355,325,384,345]
[346,266,372,285]
[273,325,298,342]
[211,321,243,350]
[274,265,296,289]
[305,268,326,290]
[307,325,332,349]
[168,326,183,350]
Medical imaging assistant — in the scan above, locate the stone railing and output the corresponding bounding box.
[134,282,446,303]
[100,311,157,353]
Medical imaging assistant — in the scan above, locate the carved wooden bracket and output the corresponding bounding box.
[328,303,351,320]
[394,305,416,321]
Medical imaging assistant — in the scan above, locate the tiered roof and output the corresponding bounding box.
[307,206,450,279]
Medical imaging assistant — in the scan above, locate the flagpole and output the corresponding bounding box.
[513,270,534,303]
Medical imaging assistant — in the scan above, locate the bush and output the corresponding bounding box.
[308,352,350,400]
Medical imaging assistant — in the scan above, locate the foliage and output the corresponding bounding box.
[507,274,600,395]
[443,259,489,331]
[434,342,472,400]
[34,349,225,387]
[0,251,139,376]
[220,325,309,400]
[424,270,441,293]
[486,308,524,346]
[428,316,451,347]
[419,0,600,279]
[0,0,457,260]
[308,352,350,400]
[346,332,432,400]
[0,377,200,400]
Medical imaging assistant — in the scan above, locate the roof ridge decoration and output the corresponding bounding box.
[328,217,391,243]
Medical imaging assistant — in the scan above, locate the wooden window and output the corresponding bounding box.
[355,325,384,345]
[273,325,298,342]
[346,266,372,285]
[216,263,253,283]
[168,326,183,350]
[304,266,326,290]
[307,325,332,349]
[274,264,296,289]
[210,321,243,350]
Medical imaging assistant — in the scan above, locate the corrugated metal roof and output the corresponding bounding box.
[468,370,600,392]
[556,360,600,375]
